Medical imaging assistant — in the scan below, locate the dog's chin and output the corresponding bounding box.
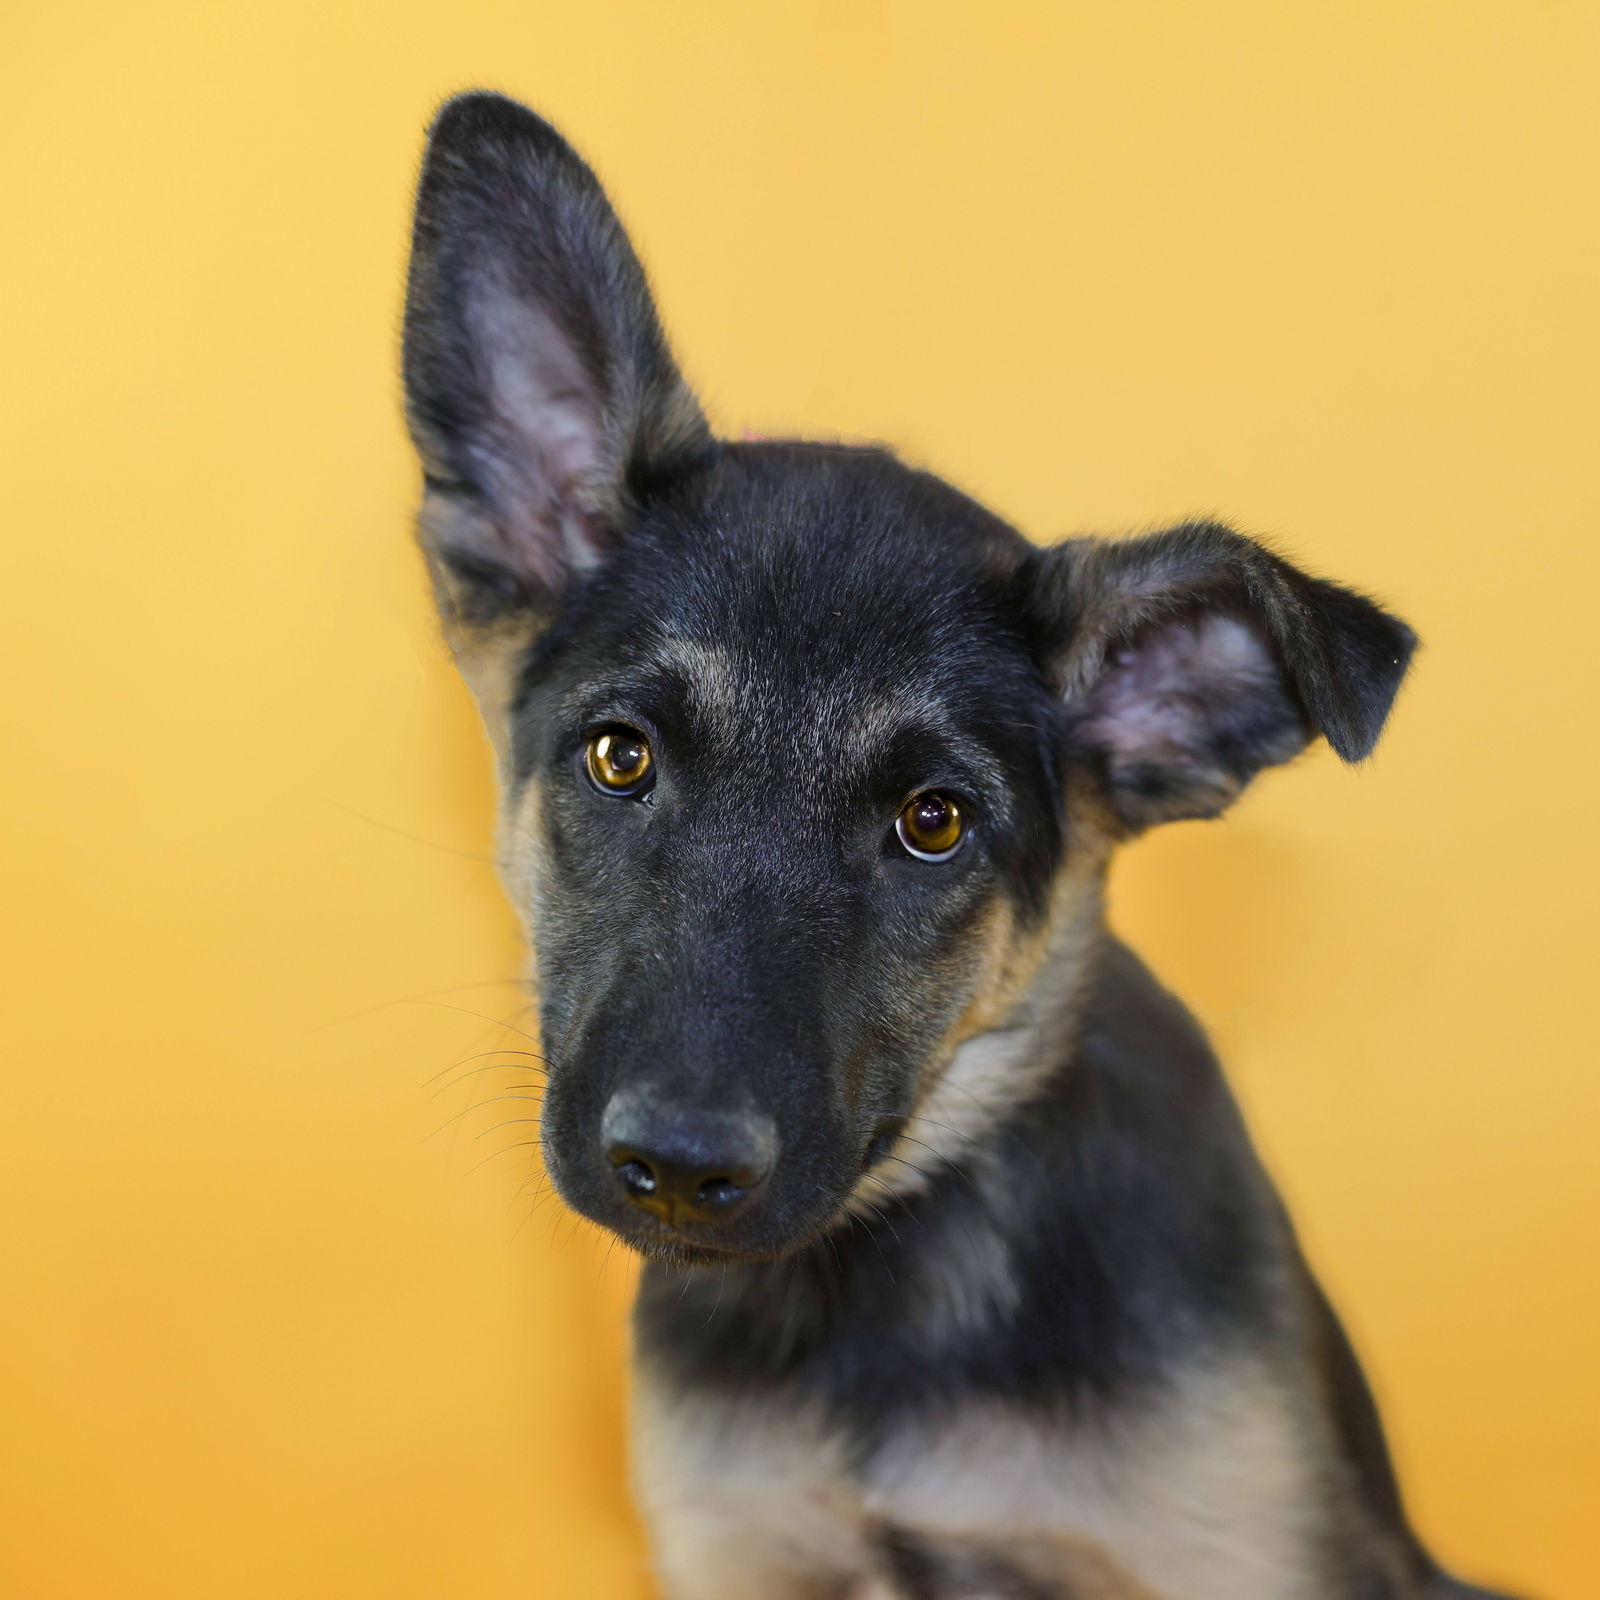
[571,1194,856,1268]
[626,1234,770,1269]
[614,1212,849,1267]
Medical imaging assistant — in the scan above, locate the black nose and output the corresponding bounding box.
[601,1090,776,1228]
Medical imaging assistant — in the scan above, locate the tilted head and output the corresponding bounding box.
[401,93,1416,1263]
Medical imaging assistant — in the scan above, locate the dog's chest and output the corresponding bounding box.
[860,1379,1323,1599]
[634,1355,1326,1600]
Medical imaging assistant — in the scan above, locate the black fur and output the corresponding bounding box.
[400,92,1514,1600]
[634,943,1270,1407]
[515,444,1069,1261]
[404,92,711,622]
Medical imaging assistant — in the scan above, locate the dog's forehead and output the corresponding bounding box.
[542,444,1047,787]
[627,544,1021,770]
[640,628,965,769]
[555,582,992,790]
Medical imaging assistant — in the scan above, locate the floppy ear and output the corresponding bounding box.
[1031,522,1417,833]
[402,92,711,628]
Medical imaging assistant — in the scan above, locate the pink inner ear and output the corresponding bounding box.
[1078,612,1278,765]
[468,278,614,585]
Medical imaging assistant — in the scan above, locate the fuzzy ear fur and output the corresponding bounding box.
[402,92,711,626]
[1031,522,1417,832]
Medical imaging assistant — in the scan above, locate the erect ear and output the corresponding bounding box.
[1030,522,1417,834]
[402,92,711,629]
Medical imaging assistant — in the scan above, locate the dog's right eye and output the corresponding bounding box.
[585,727,654,796]
[895,791,968,861]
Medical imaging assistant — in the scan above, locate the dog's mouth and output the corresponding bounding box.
[624,1230,749,1267]
[611,1212,821,1267]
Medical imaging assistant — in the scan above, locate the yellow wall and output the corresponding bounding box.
[3,3,1595,1595]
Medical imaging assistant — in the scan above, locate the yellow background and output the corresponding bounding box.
[3,3,1596,1595]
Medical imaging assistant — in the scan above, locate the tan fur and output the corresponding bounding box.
[857,824,1110,1209]
[631,1374,879,1600]
[497,774,546,935]
[634,1346,1334,1600]
[421,572,554,934]
[841,686,974,784]
[863,1352,1328,1600]
[884,1529,1164,1600]
[649,636,750,739]
[632,1375,1157,1600]
[416,495,543,776]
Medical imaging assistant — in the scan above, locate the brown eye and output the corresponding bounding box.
[895,792,967,861]
[586,727,654,795]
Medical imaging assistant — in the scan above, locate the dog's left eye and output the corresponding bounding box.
[895,792,968,861]
[586,727,654,796]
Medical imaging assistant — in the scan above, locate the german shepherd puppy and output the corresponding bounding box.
[400,92,1515,1600]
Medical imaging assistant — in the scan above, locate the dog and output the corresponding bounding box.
[399,91,1517,1600]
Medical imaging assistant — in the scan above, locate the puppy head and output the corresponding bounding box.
[401,94,1416,1262]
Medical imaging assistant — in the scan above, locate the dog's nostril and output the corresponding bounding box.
[696,1175,741,1207]
[601,1100,777,1228]
[605,1139,771,1226]
[614,1157,657,1198]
